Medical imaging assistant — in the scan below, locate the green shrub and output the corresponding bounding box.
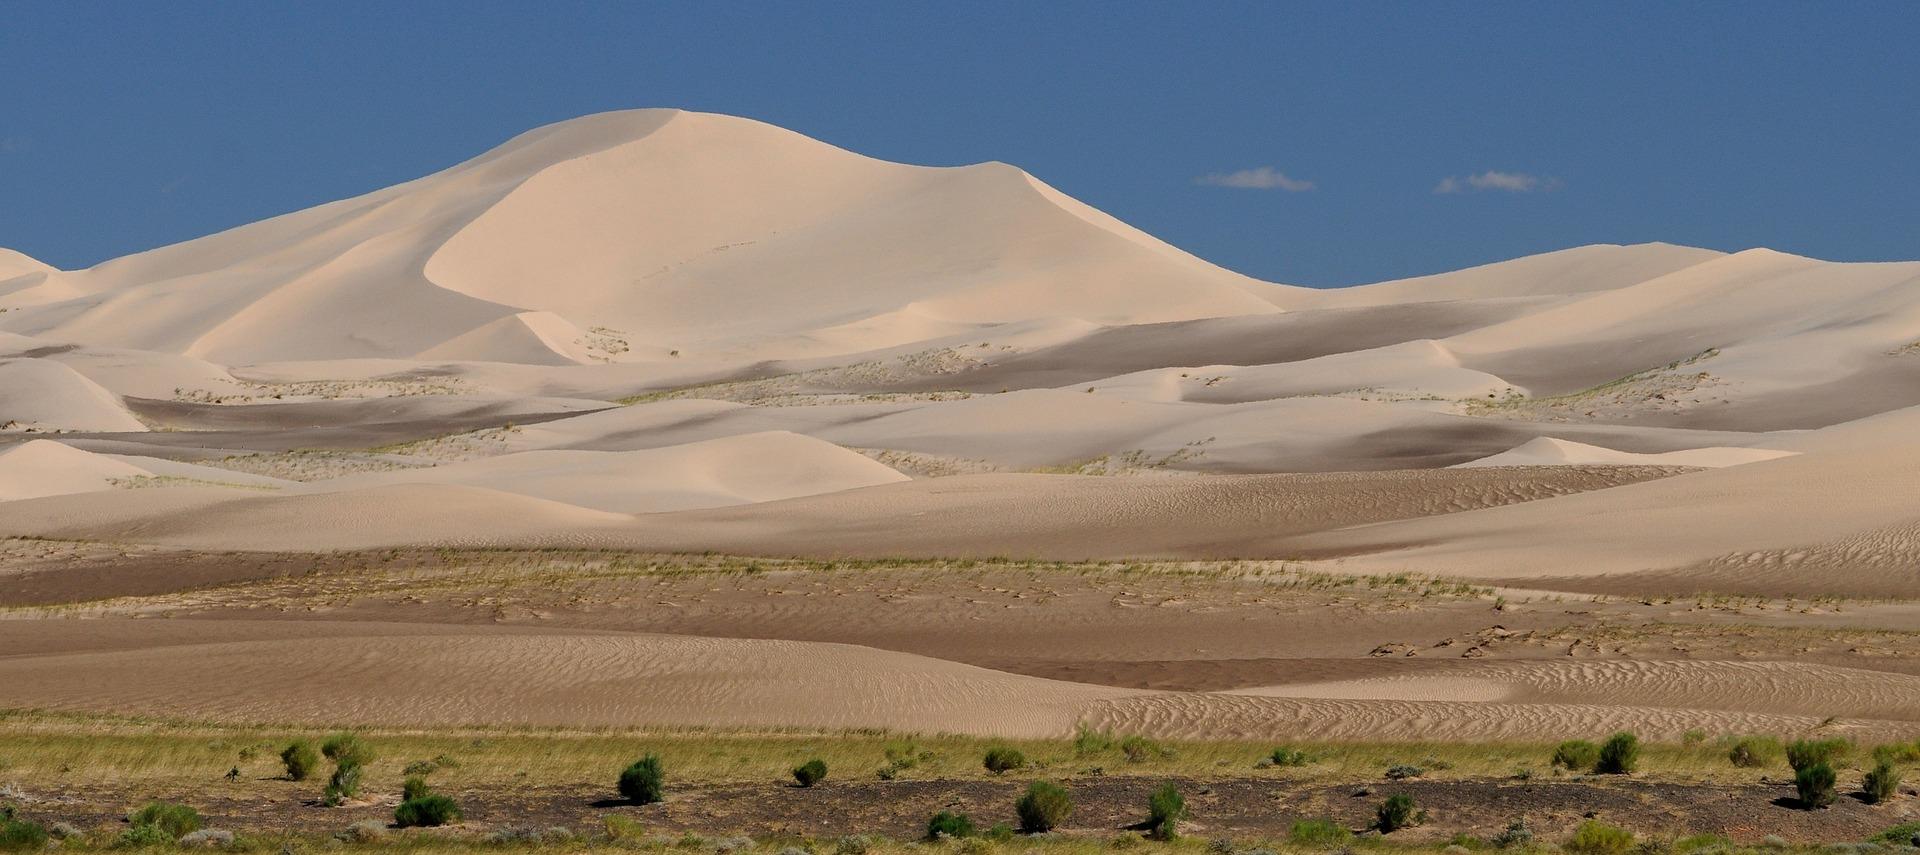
[116,823,176,848]
[1595,732,1639,774]
[128,802,201,838]
[320,732,374,768]
[1287,818,1352,846]
[403,776,431,802]
[983,746,1026,774]
[1864,759,1903,804]
[1795,761,1836,809]
[394,794,461,828]
[1491,819,1533,849]
[1015,781,1071,833]
[280,740,320,781]
[1145,783,1184,841]
[1673,834,1732,853]
[1374,794,1420,833]
[324,762,363,806]
[1786,737,1850,772]
[0,806,49,852]
[792,759,828,788]
[1269,747,1310,767]
[619,756,665,804]
[926,812,976,840]
[1551,740,1599,770]
[1073,725,1115,755]
[1726,735,1780,768]
[1871,821,1920,844]
[1119,735,1163,763]
[1874,741,1920,764]
[1565,819,1635,855]
[1384,764,1423,779]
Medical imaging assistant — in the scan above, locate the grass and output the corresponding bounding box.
[0,709,1826,792]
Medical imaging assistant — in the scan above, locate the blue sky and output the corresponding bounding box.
[2,2,1916,286]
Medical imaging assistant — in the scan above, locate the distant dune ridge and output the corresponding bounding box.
[3,107,1920,590]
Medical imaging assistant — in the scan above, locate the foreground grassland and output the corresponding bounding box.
[3,712,1919,852]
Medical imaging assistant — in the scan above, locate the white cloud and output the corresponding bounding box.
[1434,170,1560,194]
[0,136,28,154]
[1195,166,1315,192]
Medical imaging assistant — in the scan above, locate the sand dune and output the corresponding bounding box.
[0,358,148,432]
[310,430,907,512]
[1306,242,1724,307]
[0,440,151,501]
[1456,437,1795,469]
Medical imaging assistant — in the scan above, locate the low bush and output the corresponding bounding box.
[1870,821,1920,845]
[1374,794,1421,833]
[1595,732,1639,774]
[128,802,202,838]
[1795,761,1836,809]
[324,762,363,806]
[1864,759,1903,804]
[1491,818,1533,849]
[117,823,176,847]
[1551,740,1599,770]
[321,732,374,768]
[1786,737,1851,772]
[1288,818,1352,846]
[1145,783,1185,841]
[926,811,976,839]
[0,806,49,852]
[1384,764,1423,780]
[394,794,461,828]
[1015,781,1072,833]
[1073,725,1115,755]
[1565,819,1635,855]
[1268,747,1310,767]
[1725,735,1781,768]
[619,756,665,804]
[403,776,431,802]
[792,759,828,788]
[1119,735,1163,763]
[280,740,320,781]
[178,829,234,848]
[983,746,1026,774]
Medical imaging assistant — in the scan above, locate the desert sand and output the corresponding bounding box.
[3,109,1918,743]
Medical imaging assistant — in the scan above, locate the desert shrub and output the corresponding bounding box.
[0,806,49,852]
[1795,761,1836,809]
[1874,741,1920,764]
[1374,794,1421,833]
[281,740,320,781]
[1287,818,1352,847]
[337,820,388,843]
[320,732,374,768]
[117,823,177,848]
[1681,729,1708,746]
[1726,735,1781,768]
[129,802,202,838]
[1871,821,1920,844]
[1595,732,1639,774]
[394,794,461,828]
[402,776,431,802]
[1491,818,1533,849]
[792,759,828,788]
[1864,759,1903,804]
[177,829,234,848]
[1269,747,1310,767]
[926,812,976,839]
[402,759,439,777]
[1015,781,1072,833]
[1565,819,1635,855]
[1672,834,1731,853]
[1120,735,1164,763]
[1384,764,1423,780]
[1552,740,1600,770]
[1074,724,1115,755]
[1786,737,1850,772]
[983,746,1025,774]
[1145,783,1185,841]
[619,755,665,804]
[324,762,363,806]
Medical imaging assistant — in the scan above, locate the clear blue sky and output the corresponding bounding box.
[3,2,1916,286]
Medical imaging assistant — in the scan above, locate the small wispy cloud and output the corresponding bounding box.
[0,136,29,154]
[158,175,191,195]
[1195,166,1316,192]
[1434,170,1560,194]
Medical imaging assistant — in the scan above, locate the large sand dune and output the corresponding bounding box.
[2,109,1917,741]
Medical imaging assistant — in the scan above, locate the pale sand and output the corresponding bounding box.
[1,109,1918,740]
